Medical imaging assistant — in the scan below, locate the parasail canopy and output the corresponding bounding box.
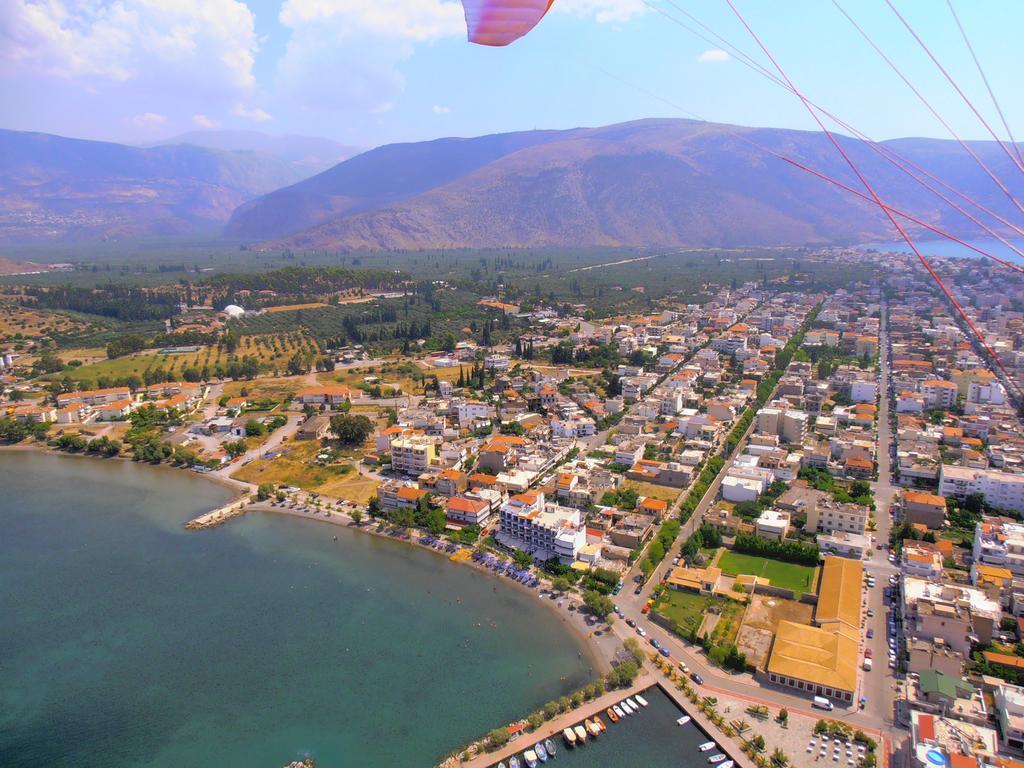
[461,0,555,46]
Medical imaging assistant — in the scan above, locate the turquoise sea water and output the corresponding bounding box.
[867,237,1024,263]
[0,452,593,768]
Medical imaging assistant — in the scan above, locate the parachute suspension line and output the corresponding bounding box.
[722,0,1022,394]
[648,0,1024,240]
[885,0,1024,176]
[945,0,1024,170]
[832,0,1024,219]
[589,65,1024,274]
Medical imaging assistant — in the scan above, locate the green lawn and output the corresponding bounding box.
[654,591,718,634]
[717,551,816,595]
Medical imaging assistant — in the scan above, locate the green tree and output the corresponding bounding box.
[329,413,374,445]
[350,509,363,525]
[256,483,274,501]
[583,589,615,619]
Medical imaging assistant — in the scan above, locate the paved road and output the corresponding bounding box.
[602,300,902,744]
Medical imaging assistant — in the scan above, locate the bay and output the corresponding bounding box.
[0,452,593,768]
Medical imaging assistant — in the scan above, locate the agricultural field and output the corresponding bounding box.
[716,550,817,595]
[52,332,320,385]
[221,375,308,402]
[315,358,466,397]
[0,303,104,342]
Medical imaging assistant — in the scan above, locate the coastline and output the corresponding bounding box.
[0,440,253,505]
[245,499,611,676]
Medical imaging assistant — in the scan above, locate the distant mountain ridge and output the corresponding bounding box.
[0,129,316,242]
[227,118,1024,251]
[150,130,362,175]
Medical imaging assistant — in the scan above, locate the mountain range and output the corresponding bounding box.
[0,129,319,242]
[4,120,1023,249]
[149,130,362,176]
[231,119,1024,251]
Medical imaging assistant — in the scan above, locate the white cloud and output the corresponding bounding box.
[555,0,646,23]
[131,111,166,127]
[432,104,451,114]
[279,0,464,42]
[0,1,258,88]
[697,49,730,64]
[191,114,220,128]
[234,104,273,122]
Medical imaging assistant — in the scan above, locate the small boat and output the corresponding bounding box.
[699,742,717,752]
[524,749,539,768]
[625,697,639,711]
[595,715,607,731]
[562,728,576,747]
[635,693,649,707]
[677,716,692,725]
[612,705,625,719]
[509,758,521,768]
[607,707,619,723]
[720,761,735,768]
[544,738,557,758]
[585,719,600,738]
[573,724,587,743]
[497,763,505,768]
[535,741,548,762]
[710,754,728,764]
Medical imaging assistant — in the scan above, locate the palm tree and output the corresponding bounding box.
[736,719,750,734]
[772,749,789,767]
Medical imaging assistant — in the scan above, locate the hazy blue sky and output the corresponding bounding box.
[2,0,1022,148]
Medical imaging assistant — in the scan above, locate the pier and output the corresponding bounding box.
[185,499,249,529]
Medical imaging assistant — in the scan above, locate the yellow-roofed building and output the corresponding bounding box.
[765,620,859,704]
[764,556,862,704]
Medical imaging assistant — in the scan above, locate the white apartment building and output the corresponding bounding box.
[972,518,1024,576]
[390,435,436,475]
[456,400,493,428]
[967,379,1006,405]
[756,406,808,445]
[804,501,869,536]
[497,492,586,563]
[850,380,878,403]
[940,465,1024,515]
[921,379,958,409]
[484,354,511,371]
[994,683,1024,750]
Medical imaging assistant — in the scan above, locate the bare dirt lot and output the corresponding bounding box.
[736,593,815,668]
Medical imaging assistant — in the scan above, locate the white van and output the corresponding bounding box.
[813,696,834,711]
[863,658,873,671]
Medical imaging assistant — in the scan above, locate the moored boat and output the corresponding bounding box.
[562,728,576,747]
[709,754,728,764]
[595,715,607,731]
[573,724,587,743]
[619,700,632,714]
[625,697,639,710]
[720,761,735,768]
[635,693,649,707]
[524,749,539,768]
[544,738,557,758]
[612,704,625,718]
[699,741,717,752]
[607,707,619,723]
[497,763,506,768]
[509,757,521,768]
[677,715,691,725]
[585,719,600,738]
[535,741,548,762]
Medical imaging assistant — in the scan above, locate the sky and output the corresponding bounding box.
[2,0,1022,150]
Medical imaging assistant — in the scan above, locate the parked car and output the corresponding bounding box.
[691,672,704,685]
[626,618,637,627]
